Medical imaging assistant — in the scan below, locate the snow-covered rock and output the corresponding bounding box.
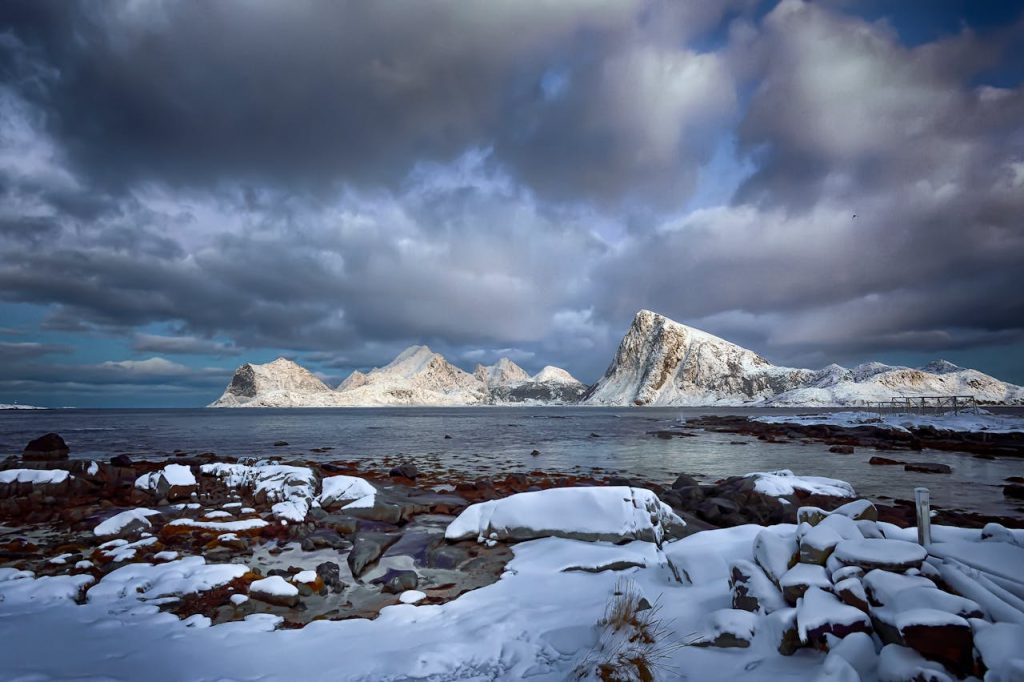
[585,309,1024,406]
[318,475,376,509]
[0,469,72,485]
[93,508,161,538]
[134,463,197,501]
[745,470,856,498]
[444,486,685,546]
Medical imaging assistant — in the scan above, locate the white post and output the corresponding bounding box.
[915,487,931,547]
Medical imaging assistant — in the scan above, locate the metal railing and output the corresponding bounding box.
[870,395,978,415]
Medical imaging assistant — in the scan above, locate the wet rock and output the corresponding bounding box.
[424,542,470,570]
[315,561,345,593]
[23,433,69,461]
[1004,484,1024,500]
[828,445,855,454]
[671,474,700,490]
[273,441,289,447]
[904,462,952,474]
[110,454,134,467]
[347,532,401,578]
[530,449,541,456]
[868,456,903,466]
[373,569,418,594]
[389,464,418,480]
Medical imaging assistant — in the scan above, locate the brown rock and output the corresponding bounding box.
[23,433,69,461]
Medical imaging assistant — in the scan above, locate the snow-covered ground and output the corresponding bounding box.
[4,484,1023,680]
[753,410,1024,434]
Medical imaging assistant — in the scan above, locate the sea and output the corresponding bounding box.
[2,406,1022,518]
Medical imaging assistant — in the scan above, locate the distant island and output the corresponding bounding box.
[210,310,1024,408]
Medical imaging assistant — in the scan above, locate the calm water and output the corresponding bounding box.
[2,407,1022,518]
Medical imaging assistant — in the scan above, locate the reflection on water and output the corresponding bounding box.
[2,406,1021,517]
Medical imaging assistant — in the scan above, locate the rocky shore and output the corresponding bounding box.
[3,430,1021,631]
[2,432,1024,675]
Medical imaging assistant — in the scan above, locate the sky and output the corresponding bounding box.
[1,0,1023,407]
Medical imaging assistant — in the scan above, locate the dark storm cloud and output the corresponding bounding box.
[1,0,1023,402]
[591,1,1024,368]
[0,0,742,205]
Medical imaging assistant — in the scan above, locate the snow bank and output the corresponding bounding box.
[87,557,248,604]
[444,486,685,546]
[745,470,855,498]
[135,463,197,494]
[0,469,71,485]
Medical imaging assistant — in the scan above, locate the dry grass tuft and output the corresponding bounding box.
[572,577,687,682]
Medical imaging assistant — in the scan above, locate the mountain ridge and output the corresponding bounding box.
[209,309,1024,407]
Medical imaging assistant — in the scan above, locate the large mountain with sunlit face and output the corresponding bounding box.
[209,347,586,407]
[583,310,1024,406]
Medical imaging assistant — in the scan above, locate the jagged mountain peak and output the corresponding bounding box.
[474,357,530,387]
[531,366,581,385]
[920,359,962,375]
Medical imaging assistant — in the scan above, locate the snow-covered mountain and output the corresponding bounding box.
[487,364,588,405]
[473,358,530,388]
[585,310,1024,406]
[209,357,337,407]
[330,346,489,406]
[209,348,585,407]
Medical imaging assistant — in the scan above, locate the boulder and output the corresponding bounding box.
[249,576,300,607]
[831,499,878,522]
[780,563,831,605]
[1003,484,1024,500]
[347,532,401,578]
[834,577,870,613]
[876,609,973,677]
[869,456,903,466]
[877,644,954,682]
[729,559,786,614]
[671,474,700,490]
[829,445,855,454]
[110,454,133,467]
[389,463,418,479]
[315,561,345,593]
[754,529,798,585]
[904,462,952,474]
[833,539,927,572]
[693,609,757,648]
[22,433,69,461]
[797,587,872,646]
[372,569,418,594]
[444,486,686,547]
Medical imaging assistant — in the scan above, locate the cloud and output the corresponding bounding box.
[0,340,72,361]
[0,0,1023,404]
[132,333,240,356]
